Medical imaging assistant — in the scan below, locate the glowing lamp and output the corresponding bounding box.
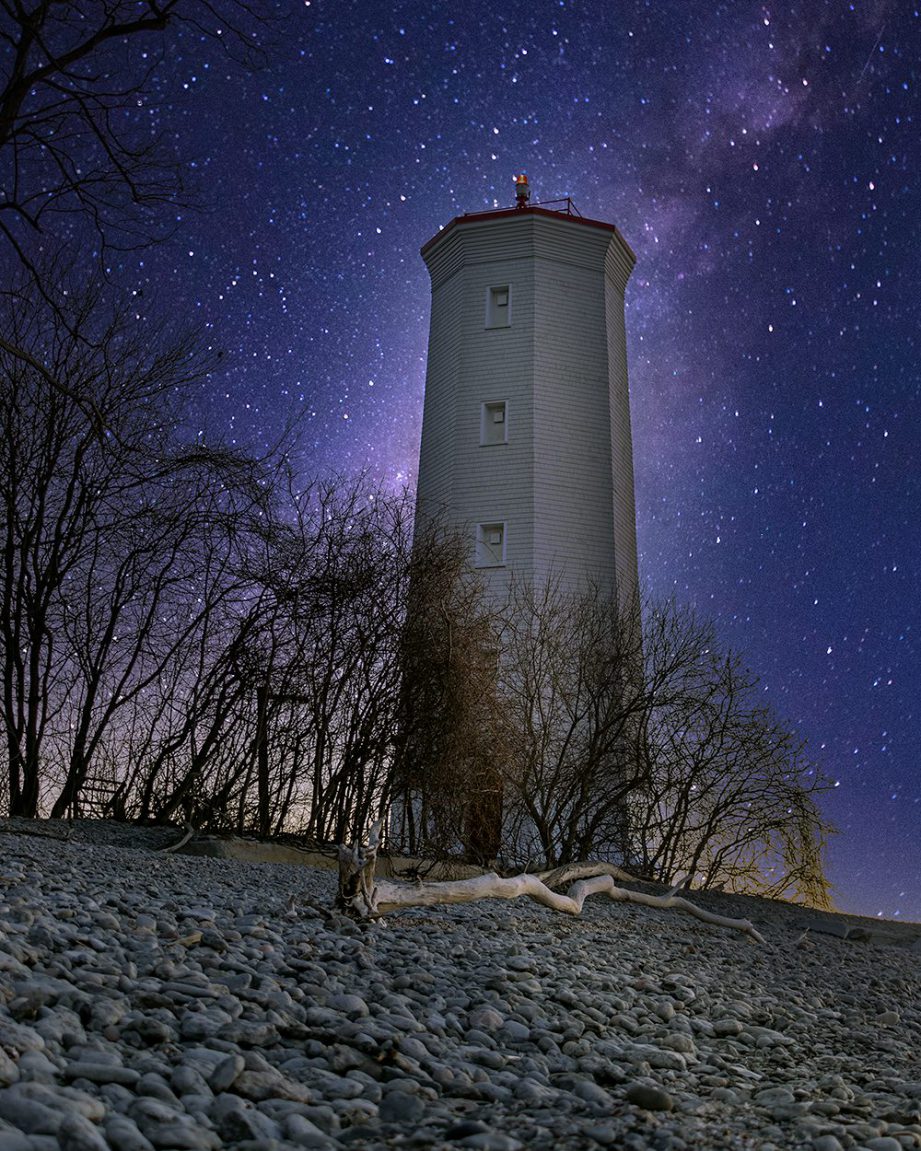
[514,173,530,206]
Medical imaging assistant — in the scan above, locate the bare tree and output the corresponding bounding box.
[130,591,271,829]
[0,1,274,271]
[0,279,265,816]
[495,577,648,870]
[484,584,833,905]
[234,479,417,843]
[628,601,835,908]
[389,519,504,863]
[136,478,442,843]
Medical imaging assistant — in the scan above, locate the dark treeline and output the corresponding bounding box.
[0,284,834,907]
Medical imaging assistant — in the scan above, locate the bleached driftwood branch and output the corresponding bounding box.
[336,821,764,943]
[157,822,196,854]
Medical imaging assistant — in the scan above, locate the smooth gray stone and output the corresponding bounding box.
[136,1118,219,1150]
[469,1082,512,1103]
[135,1073,180,1103]
[207,1053,244,1093]
[467,1007,504,1032]
[127,1097,185,1125]
[500,1021,530,1043]
[326,994,370,1018]
[217,1021,279,1046]
[396,1035,431,1062]
[178,1093,214,1121]
[570,1079,615,1108]
[310,1071,364,1100]
[624,1083,675,1112]
[180,1014,224,1042]
[625,1044,686,1071]
[57,1113,110,1151]
[19,1137,60,1151]
[62,1063,140,1086]
[795,918,850,939]
[4,1082,104,1123]
[0,1091,62,1135]
[241,1050,276,1074]
[753,1086,796,1107]
[0,1132,32,1151]
[215,1105,282,1143]
[583,1126,620,1146]
[469,1048,506,1070]
[513,1077,558,1105]
[171,1065,211,1097]
[233,1070,311,1102]
[0,1132,31,1151]
[283,1113,337,1148]
[379,1090,426,1124]
[178,1049,226,1076]
[663,1032,695,1054]
[454,1133,522,1151]
[302,1105,341,1133]
[105,1117,157,1151]
[96,1083,136,1111]
[210,1093,247,1122]
[89,999,128,1029]
[12,1052,57,1085]
[0,1023,45,1055]
[121,1017,175,1045]
[0,1051,19,1088]
[65,1045,124,1067]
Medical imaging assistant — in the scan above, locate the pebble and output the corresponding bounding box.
[0,823,919,1151]
[379,1089,426,1123]
[57,1114,110,1151]
[625,1082,675,1111]
[207,1053,245,1093]
[62,1063,141,1086]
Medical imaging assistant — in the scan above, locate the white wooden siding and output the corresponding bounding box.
[417,209,637,610]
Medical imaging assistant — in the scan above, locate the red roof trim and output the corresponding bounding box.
[420,205,633,259]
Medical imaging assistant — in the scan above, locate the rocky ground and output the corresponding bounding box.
[0,822,920,1151]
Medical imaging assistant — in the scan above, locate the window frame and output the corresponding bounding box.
[475,521,507,568]
[480,400,508,446]
[485,284,512,329]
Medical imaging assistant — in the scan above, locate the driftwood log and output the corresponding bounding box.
[336,821,765,943]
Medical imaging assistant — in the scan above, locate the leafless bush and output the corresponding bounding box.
[493,577,647,870]
[389,521,504,863]
[479,583,833,905]
[629,601,835,907]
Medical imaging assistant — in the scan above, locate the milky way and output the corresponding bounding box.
[106,1,919,917]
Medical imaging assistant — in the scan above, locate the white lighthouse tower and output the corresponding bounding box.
[416,177,639,610]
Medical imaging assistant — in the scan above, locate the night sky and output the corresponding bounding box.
[112,1,918,918]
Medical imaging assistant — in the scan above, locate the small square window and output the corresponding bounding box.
[481,401,508,445]
[485,284,511,328]
[475,522,506,567]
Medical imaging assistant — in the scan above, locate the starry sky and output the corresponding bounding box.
[109,0,918,918]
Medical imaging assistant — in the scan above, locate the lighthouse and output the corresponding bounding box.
[415,177,639,611]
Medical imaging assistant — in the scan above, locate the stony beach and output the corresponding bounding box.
[1,823,920,1151]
